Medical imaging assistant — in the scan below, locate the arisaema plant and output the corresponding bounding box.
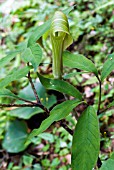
[1,6,114,170]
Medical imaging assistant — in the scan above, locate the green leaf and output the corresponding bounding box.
[0,51,19,68]
[108,101,114,108]
[28,19,51,46]
[22,43,42,71]
[71,106,100,170]
[63,51,98,76]
[0,42,28,69]
[33,164,42,170]
[0,88,19,99]
[100,152,114,170]
[16,41,27,52]
[38,73,82,100]
[27,100,82,141]
[2,120,28,153]
[0,66,30,88]
[101,53,114,82]
[51,158,60,167]
[9,107,43,119]
[23,155,33,166]
[38,133,54,143]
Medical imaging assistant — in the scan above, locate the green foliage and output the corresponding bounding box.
[27,100,82,141]
[27,5,73,47]
[22,43,42,71]
[108,101,114,108]
[0,66,30,88]
[0,110,7,140]
[100,152,114,170]
[63,51,98,76]
[28,19,51,46]
[18,81,57,108]
[23,155,33,166]
[38,132,54,143]
[2,120,28,153]
[0,88,21,99]
[101,53,114,81]
[0,0,114,169]
[38,73,82,100]
[9,107,43,119]
[71,106,100,170]
[0,51,19,68]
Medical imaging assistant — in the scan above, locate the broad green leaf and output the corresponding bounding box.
[101,53,114,82]
[0,66,30,88]
[63,51,98,76]
[22,43,42,71]
[28,19,51,46]
[38,73,82,100]
[27,100,82,141]
[0,51,19,68]
[100,152,114,170]
[50,11,73,79]
[2,120,28,153]
[9,107,43,119]
[71,106,100,170]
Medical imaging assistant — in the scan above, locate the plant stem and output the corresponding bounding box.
[96,75,102,114]
[0,102,50,113]
[28,73,50,114]
[0,103,37,108]
[99,106,114,114]
[27,64,39,103]
[59,120,73,135]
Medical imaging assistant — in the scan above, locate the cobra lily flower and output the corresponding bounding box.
[50,11,73,79]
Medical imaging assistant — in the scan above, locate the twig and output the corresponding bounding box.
[59,120,73,135]
[96,75,102,114]
[27,66,39,103]
[0,103,37,108]
[27,65,50,114]
[99,106,114,114]
[0,102,50,112]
